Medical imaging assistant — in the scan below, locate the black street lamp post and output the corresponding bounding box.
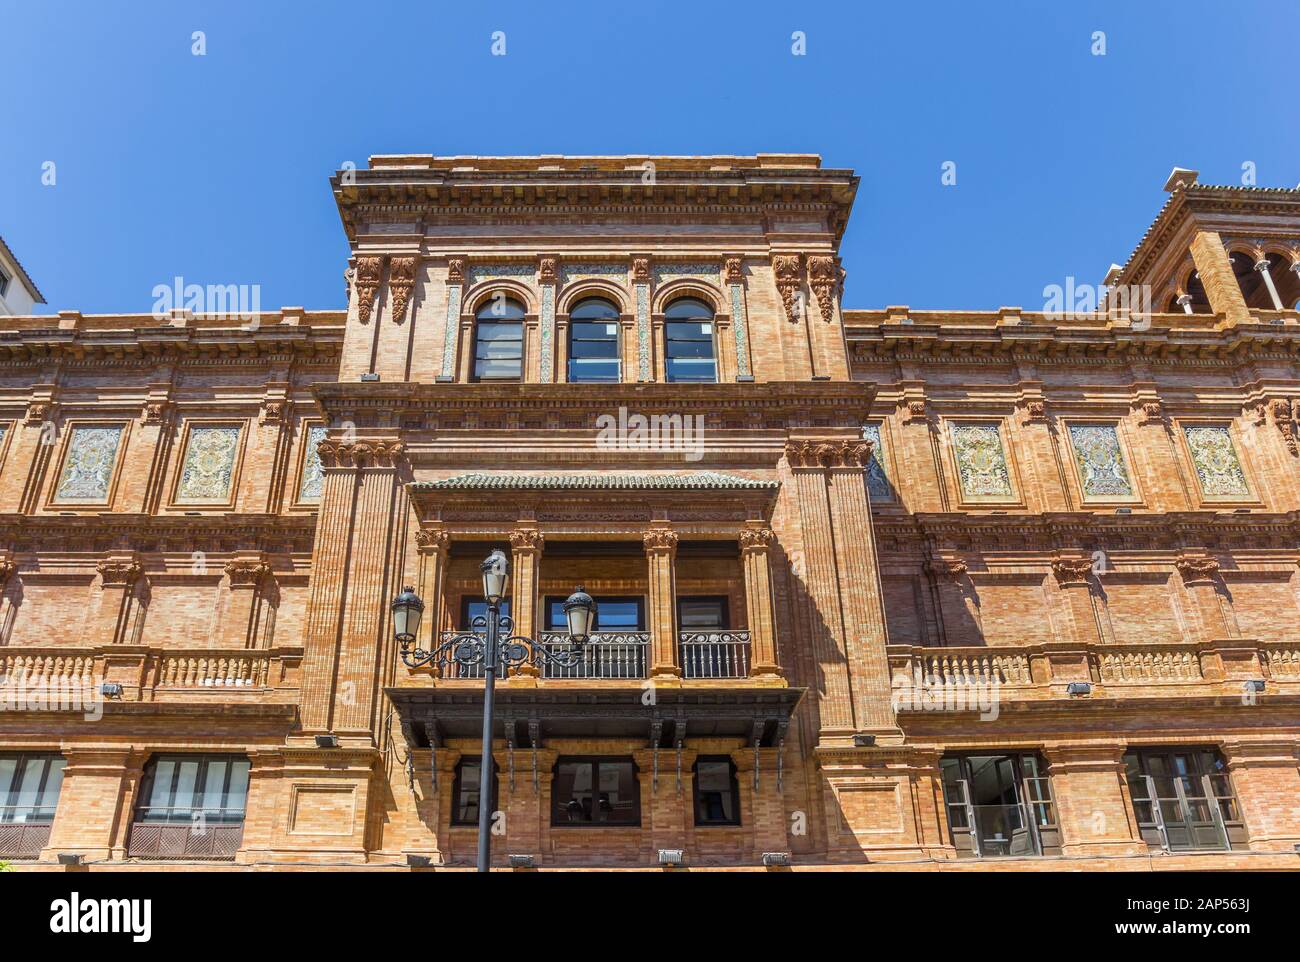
[392,550,597,872]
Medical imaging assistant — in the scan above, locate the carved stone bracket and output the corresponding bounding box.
[0,560,16,586]
[388,256,418,323]
[1022,399,1048,424]
[259,399,289,426]
[785,438,872,470]
[1137,399,1164,425]
[1051,557,1094,588]
[25,401,53,425]
[1176,555,1221,585]
[446,257,466,284]
[723,256,744,285]
[631,257,651,283]
[537,256,558,285]
[1268,398,1297,455]
[904,398,929,424]
[354,255,384,324]
[772,254,802,322]
[806,255,836,323]
[142,400,169,425]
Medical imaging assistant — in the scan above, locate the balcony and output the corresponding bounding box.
[0,820,52,860]
[126,818,244,860]
[888,637,1300,702]
[433,629,752,680]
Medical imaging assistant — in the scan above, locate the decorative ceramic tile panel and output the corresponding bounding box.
[635,283,650,381]
[862,423,892,501]
[1068,424,1134,498]
[1184,424,1250,498]
[298,425,329,502]
[951,422,1013,499]
[653,262,719,284]
[539,285,556,383]
[54,425,124,503]
[176,426,242,503]
[439,284,463,379]
[560,262,626,285]
[465,264,536,286]
[730,283,752,378]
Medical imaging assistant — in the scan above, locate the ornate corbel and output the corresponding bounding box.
[259,399,289,426]
[415,529,450,553]
[1269,398,1297,455]
[1175,555,1221,585]
[1022,399,1048,424]
[24,401,52,425]
[643,528,679,555]
[723,256,744,285]
[925,557,968,579]
[904,398,929,424]
[537,255,558,285]
[354,255,384,324]
[1137,399,1164,425]
[772,254,803,322]
[631,257,651,283]
[224,559,271,588]
[806,255,837,323]
[96,560,143,587]
[389,256,418,323]
[738,527,775,554]
[446,257,466,284]
[1051,557,1094,588]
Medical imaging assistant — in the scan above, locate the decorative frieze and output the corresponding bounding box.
[653,261,718,285]
[785,438,872,469]
[354,256,383,324]
[316,439,405,469]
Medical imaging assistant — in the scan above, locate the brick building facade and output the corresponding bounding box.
[2,155,1299,870]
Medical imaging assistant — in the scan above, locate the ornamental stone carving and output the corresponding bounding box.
[1269,398,1297,455]
[643,529,679,554]
[25,401,52,425]
[446,258,467,284]
[258,400,288,425]
[925,557,968,578]
[1176,556,1221,583]
[537,256,559,285]
[316,438,405,469]
[806,255,836,323]
[631,257,651,283]
[772,254,802,322]
[415,529,450,552]
[724,256,744,285]
[738,527,774,553]
[142,400,169,424]
[224,559,271,587]
[354,255,383,324]
[509,529,545,553]
[97,560,142,587]
[0,560,16,586]
[1138,400,1164,425]
[785,438,873,469]
[388,256,418,323]
[1051,558,1094,587]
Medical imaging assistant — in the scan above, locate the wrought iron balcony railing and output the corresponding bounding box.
[436,630,651,679]
[678,630,751,679]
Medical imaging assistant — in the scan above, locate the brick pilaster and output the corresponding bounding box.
[1221,739,1300,851]
[1042,744,1147,857]
[644,526,681,680]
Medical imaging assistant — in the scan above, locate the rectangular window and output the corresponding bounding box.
[53,424,125,504]
[1124,748,1244,852]
[451,759,497,826]
[0,754,65,823]
[0,266,10,297]
[568,322,621,382]
[677,596,728,629]
[136,754,250,824]
[552,757,640,826]
[460,598,511,629]
[473,322,523,380]
[940,753,1058,858]
[545,595,643,632]
[693,757,740,826]
[665,321,717,383]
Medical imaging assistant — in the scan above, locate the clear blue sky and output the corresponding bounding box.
[3,0,1295,314]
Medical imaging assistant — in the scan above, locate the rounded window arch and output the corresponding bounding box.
[472,295,525,381]
[664,297,717,383]
[568,297,621,383]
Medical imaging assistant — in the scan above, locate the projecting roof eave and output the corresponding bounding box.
[409,471,779,493]
[0,235,46,304]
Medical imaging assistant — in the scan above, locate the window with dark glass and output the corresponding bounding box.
[451,758,498,826]
[677,596,728,630]
[939,753,1059,858]
[461,597,511,629]
[664,297,717,383]
[136,754,250,824]
[551,757,640,826]
[1124,748,1244,852]
[472,296,525,381]
[567,298,621,383]
[0,753,65,824]
[545,595,644,632]
[693,757,740,826]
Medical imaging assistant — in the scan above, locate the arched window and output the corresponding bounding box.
[472,296,526,381]
[664,297,717,383]
[568,297,621,382]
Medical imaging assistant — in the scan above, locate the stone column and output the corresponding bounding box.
[1189,231,1250,324]
[1051,554,1104,647]
[1220,739,1300,851]
[1042,744,1147,857]
[1176,293,1194,314]
[92,555,143,645]
[222,555,270,648]
[40,748,141,862]
[1176,554,1234,642]
[414,528,450,655]
[1255,258,1285,310]
[739,524,783,682]
[644,526,681,680]
[300,438,406,737]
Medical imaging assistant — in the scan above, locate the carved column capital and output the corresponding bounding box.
[1051,557,1094,587]
[785,438,872,470]
[738,527,774,554]
[389,256,418,323]
[415,529,450,554]
[97,560,142,587]
[643,528,679,556]
[631,257,651,283]
[25,401,53,425]
[904,398,929,423]
[354,255,384,324]
[925,557,968,579]
[1176,555,1221,584]
[508,529,545,555]
[537,255,559,284]
[317,439,405,469]
[1137,399,1164,425]
[0,560,17,586]
[446,257,467,284]
[142,400,169,424]
[258,399,289,425]
[224,559,271,588]
[723,256,744,285]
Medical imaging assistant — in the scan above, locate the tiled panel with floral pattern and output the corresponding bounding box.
[951,422,1013,499]
[1068,424,1134,499]
[175,425,242,503]
[1183,424,1250,498]
[54,425,124,503]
